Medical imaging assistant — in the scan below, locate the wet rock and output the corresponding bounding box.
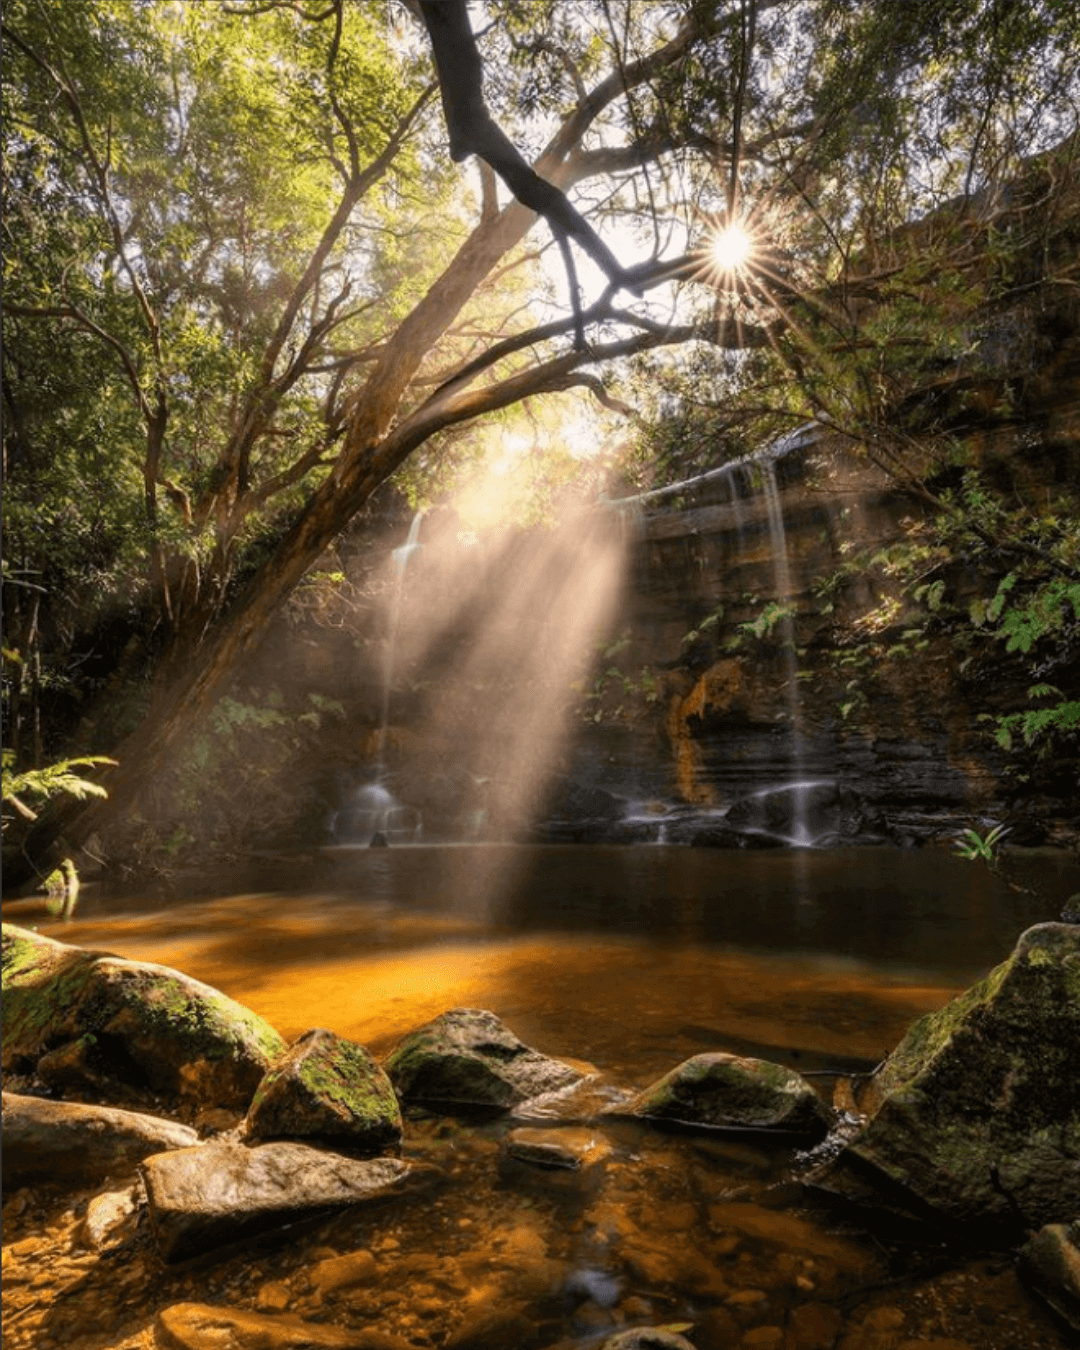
[79,1184,142,1252]
[504,1125,613,1168]
[383,1007,582,1110]
[685,822,781,849]
[836,1305,906,1350]
[511,1072,631,1124]
[723,783,885,845]
[540,776,628,843]
[612,1052,833,1136]
[600,1329,698,1349]
[788,1301,844,1349]
[740,1330,786,1350]
[141,1139,435,1261]
[502,1126,613,1191]
[256,1281,293,1311]
[309,1248,379,1297]
[445,1303,537,1349]
[1018,1219,1080,1331]
[156,1302,412,1349]
[245,1028,402,1151]
[2,1091,198,1190]
[706,1202,874,1273]
[836,922,1080,1227]
[2,923,286,1110]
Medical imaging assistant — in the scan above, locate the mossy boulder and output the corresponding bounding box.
[840,922,1080,1226]
[611,1052,832,1136]
[2,923,285,1111]
[245,1027,402,1151]
[383,1008,582,1110]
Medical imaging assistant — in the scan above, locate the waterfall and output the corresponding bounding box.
[759,454,810,844]
[607,424,820,843]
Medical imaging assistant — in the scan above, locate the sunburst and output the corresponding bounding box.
[711,221,754,274]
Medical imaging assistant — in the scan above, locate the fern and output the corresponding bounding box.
[2,750,116,828]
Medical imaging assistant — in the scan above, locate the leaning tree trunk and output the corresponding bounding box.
[15,194,547,878]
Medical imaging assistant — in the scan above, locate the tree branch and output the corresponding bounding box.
[417,0,635,292]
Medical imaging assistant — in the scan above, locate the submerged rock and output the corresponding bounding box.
[2,923,286,1111]
[383,1007,583,1110]
[156,1301,411,1349]
[245,1028,402,1151]
[501,1126,613,1193]
[141,1139,434,1261]
[1019,1220,1080,1331]
[2,1090,198,1189]
[612,1052,832,1136]
[837,922,1080,1227]
[599,1330,697,1350]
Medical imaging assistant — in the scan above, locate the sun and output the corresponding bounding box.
[712,221,754,273]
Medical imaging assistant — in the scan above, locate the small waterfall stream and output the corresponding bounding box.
[758,451,810,842]
[619,425,819,841]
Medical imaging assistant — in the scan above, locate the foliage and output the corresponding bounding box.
[104,686,347,867]
[2,0,1079,864]
[1,750,115,829]
[953,824,1010,862]
[2,0,448,748]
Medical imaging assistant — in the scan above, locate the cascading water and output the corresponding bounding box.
[606,424,822,845]
[758,449,810,844]
[336,511,425,847]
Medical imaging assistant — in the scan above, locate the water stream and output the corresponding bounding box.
[758,454,809,841]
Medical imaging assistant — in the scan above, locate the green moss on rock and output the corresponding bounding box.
[844,922,1080,1227]
[2,923,285,1110]
[615,1052,832,1135]
[246,1028,402,1150]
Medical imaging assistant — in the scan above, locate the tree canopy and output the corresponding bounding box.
[3,0,1078,864]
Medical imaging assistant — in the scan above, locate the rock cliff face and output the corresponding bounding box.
[256,281,1079,850]
[566,324,1080,845]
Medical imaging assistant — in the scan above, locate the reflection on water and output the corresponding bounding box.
[315,843,1063,977]
[20,845,1072,1084]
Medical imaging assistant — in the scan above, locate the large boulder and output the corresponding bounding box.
[540,776,628,843]
[2,923,286,1111]
[838,922,1080,1226]
[2,1091,198,1189]
[383,1008,583,1110]
[142,1139,434,1261]
[245,1028,402,1151]
[612,1052,832,1136]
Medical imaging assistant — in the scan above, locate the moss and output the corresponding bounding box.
[3,926,285,1105]
[845,924,1080,1225]
[627,1053,826,1132]
[248,1031,401,1142]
